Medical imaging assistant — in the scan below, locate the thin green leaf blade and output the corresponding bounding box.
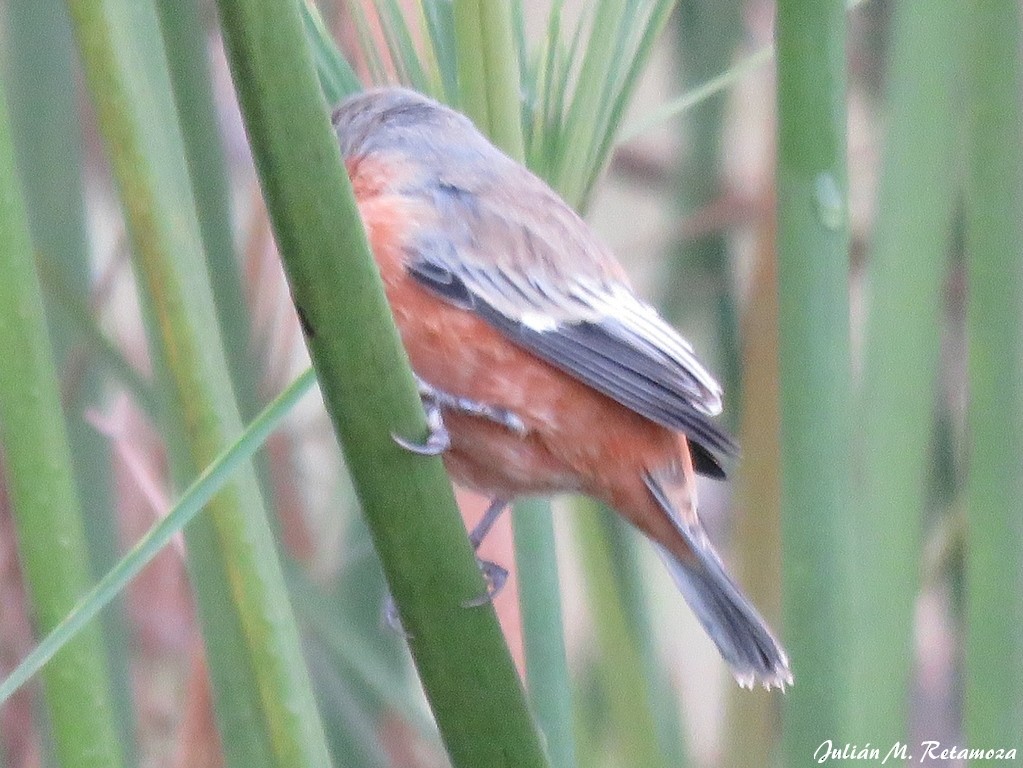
[423,0,459,104]
[302,1,362,104]
[0,369,317,706]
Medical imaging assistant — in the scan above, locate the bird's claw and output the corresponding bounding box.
[462,558,509,607]
[383,497,511,622]
[487,407,527,436]
[383,556,507,629]
[391,398,450,455]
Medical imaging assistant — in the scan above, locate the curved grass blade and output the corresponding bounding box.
[620,44,773,143]
[423,0,458,103]
[376,0,432,94]
[302,1,362,104]
[0,368,317,706]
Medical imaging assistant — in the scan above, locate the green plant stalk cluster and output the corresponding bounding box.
[65,0,333,765]
[965,0,1023,749]
[213,0,549,765]
[775,0,853,757]
[851,0,961,745]
[0,70,125,768]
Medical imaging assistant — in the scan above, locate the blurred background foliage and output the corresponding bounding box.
[0,0,1019,766]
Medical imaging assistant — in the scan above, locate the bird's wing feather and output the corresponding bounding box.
[403,170,737,465]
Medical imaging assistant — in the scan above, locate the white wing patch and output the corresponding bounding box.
[602,285,723,416]
[562,281,724,416]
[519,310,559,333]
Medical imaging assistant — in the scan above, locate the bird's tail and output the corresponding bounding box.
[644,474,793,690]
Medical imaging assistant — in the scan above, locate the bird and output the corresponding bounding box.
[332,87,792,690]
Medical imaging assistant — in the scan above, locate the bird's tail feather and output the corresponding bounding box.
[645,474,792,690]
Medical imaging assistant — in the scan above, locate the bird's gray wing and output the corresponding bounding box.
[403,171,736,472]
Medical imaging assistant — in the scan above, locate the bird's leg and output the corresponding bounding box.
[463,498,511,608]
[468,496,511,549]
[392,375,527,455]
[383,497,512,630]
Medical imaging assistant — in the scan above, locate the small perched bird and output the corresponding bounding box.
[332,87,791,689]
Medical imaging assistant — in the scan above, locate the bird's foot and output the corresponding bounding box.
[418,375,527,434]
[392,394,450,455]
[468,498,510,549]
[462,558,509,607]
[392,376,526,454]
[382,498,513,622]
[382,556,508,627]
[462,498,511,606]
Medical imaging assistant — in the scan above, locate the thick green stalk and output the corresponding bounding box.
[0,70,124,768]
[775,0,851,757]
[212,0,549,765]
[66,1,333,766]
[5,0,89,363]
[965,1,1023,750]
[851,0,961,743]
[3,0,137,756]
